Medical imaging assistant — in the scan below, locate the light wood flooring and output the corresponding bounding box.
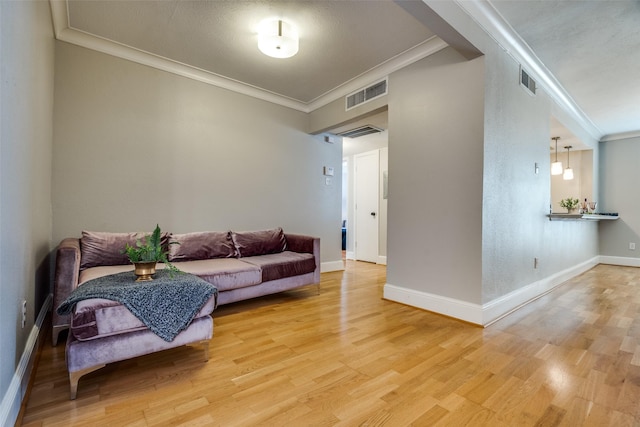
[20,261,640,426]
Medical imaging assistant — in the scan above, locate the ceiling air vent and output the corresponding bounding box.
[346,78,388,111]
[520,66,536,96]
[337,125,383,138]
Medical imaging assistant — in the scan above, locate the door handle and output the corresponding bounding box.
[370,212,376,217]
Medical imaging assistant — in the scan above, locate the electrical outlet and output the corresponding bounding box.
[630,243,636,250]
[21,300,27,328]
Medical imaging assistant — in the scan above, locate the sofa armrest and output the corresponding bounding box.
[52,238,81,345]
[286,233,320,284]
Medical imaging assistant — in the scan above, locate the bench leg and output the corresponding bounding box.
[201,340,209,361]
[52,325,68,346]
[69,364,105,400]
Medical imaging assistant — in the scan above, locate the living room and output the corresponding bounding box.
[2,1,639,425]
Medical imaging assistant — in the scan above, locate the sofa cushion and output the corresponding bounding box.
[231,227,287,258]
[168,231,236,262]
[240,251,316,282]
[175,258,262,291]
[80,230,169,270]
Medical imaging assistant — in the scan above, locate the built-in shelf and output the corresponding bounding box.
[547,213,620,221]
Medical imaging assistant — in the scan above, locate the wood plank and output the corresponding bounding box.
[19,262,640,426]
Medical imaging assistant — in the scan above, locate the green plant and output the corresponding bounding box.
[560,197,580,211]
[123,224,180,274]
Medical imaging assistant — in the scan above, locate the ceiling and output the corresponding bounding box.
[491,0,640,140]
[55,0,640,140]
[64,0,436,105]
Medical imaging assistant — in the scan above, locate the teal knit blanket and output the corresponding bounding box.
[57,269,218,342]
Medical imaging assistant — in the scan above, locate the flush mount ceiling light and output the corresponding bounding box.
[563,145,574,180]
[258,18,299,59]
[551,136,563,175]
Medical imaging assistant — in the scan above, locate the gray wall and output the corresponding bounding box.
[599,136,640,258]
[0,0,54,423]
[387,47,485,303]
[52,42,343,267]
[420,0,600,306]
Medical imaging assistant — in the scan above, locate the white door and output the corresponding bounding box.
[355,151,379,263]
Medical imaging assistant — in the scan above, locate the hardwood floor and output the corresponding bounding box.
[21,261,640,426]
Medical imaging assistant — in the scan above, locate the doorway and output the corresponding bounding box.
[341,131,388,264]
[355,151,379,262]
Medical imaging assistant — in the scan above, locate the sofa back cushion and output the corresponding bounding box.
[231,227,287,258]
[80,231,169,270]
[168,231,236,261]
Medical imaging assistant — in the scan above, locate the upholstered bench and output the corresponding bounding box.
[58,270,218,399]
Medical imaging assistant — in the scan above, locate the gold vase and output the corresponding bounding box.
[134,261,157,282]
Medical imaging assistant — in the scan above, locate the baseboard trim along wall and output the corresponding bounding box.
[377,256,387,265]
[321,260,345,273]
[384,256,602,326]
[383,284,484,325]
[481,256,599,326]
[0,294,52,427]
[599,255,640,268]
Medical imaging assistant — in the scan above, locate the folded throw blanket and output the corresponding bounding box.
[57,270,218,342]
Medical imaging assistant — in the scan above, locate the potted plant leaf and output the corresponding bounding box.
[123,224,180,281]
[559,197,580,214]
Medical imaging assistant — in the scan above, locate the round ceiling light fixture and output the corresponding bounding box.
[258,18,299,59]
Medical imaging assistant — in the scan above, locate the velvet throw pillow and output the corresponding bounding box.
[168,231,236,262]
[79,231,170,270]
[231,227,287,258]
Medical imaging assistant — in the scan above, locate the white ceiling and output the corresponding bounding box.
[56,0,640,140]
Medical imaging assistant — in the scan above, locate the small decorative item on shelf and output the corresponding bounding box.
[123,224,180,281]
[559,197,580,214]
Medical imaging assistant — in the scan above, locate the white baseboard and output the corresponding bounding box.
[346,251,355,260]
[384,256,600,327]
[481,256,599,326]
[377,256,387,265]
[321,260,345,272]
[599,255,640,267]
[0,293,52,427]
[384,284,484,325]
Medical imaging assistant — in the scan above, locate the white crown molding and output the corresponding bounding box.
[600,130,640,142]
[49,0,447,113]
[452,0,603,141]
[306,36,448,111]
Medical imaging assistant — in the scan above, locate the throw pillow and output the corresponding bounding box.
[80,230,169,270]
[231,227,288,258]
[168,231,236,261]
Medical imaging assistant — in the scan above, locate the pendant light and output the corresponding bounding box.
[258,18,299,59]
[550,136,563,175]
[563,145,574,180]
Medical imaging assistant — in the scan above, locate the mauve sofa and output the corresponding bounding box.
[52,227,320,398]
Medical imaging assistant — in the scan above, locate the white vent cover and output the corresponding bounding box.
[336,125,383,138]
[346,78,388,111]
[520,66,536,95]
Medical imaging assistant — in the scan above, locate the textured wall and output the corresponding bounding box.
[52,42,343,267]
[599,137,640,258]
[476,14,599,304]
[387,47,485,303]
[0,0,54,423]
